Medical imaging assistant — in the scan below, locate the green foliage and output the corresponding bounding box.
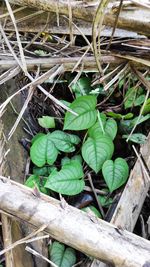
[119,114,150,133]
[122,133,147,144]
[45,159,85,195]
[29,91,132,198]
[98,195,113,207]
[88,113,117,140]
[124,87,145,109]
[82,205,101,218]
[64,95,97,130]
[141,98,150,115]
[38,116,55,128]
[30,134,58,167]
[71,77,92,98]
[82,134,114,173]
[34,49,47,56]
[102,158,129,193]
[106,111,134,120]
[31,133,45,144]
[61,155,82,166]
[30,131,80,167]
[25,175,48,194]
[50,130,80,152]
[33,166,50,176]
[49,241,76,267]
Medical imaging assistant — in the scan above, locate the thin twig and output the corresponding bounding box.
[0,224,48,256]
[87,174,105,218]
[25,246,58,267]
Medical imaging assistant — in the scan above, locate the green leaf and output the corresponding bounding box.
[89,114,117,140]
[106,112,134,120]
[49,241,76,267]
[102,158,129,193]
[45,161,85,195]
[33,166,49,176]
[122,133,147,144]
[141,98,150,115]
[31,133,45,144]
[71,77,92,98]
[61,155,82,167]
[30,134,58,167]
[34,49,47,56]
[25,175,49,194]
[119,114,150,133]
[134,94,145,107]
[50,130,80,153]
[64,95,97,130]
[38,116,55,128]
[82,205,101,218]
[97,195,113,207]
[61,157,71,166]
[82,135,114,173]
[25,175,40,188]
[124,87,144,109]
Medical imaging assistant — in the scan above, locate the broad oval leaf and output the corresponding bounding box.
[38,116,55,128]
[122,133,147,144]
[88,114,117,140]
[82,135,114,173]
[64,95,97,130]
[45,161,85,195]
[50,130,80,153]
[102,158,129,193]
[30,134,58,167]
[49,241,76,267]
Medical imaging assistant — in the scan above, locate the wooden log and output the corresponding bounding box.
[0,4,144,38]
[0,55,148,73]
[0,177,150,267]
[8,0,150,36]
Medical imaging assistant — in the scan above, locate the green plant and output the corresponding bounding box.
[28,95,129,196]
[30,131,81,167]
[102,158,129,193]
[45,158,85,195]
[122,133,147,144]
[25,82,134,267]
[64,95,97,130]
[49,241,76,267]
[124,87,145,109]
[38,116,55,128]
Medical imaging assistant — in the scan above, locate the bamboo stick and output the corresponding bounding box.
[0,177,150,267]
